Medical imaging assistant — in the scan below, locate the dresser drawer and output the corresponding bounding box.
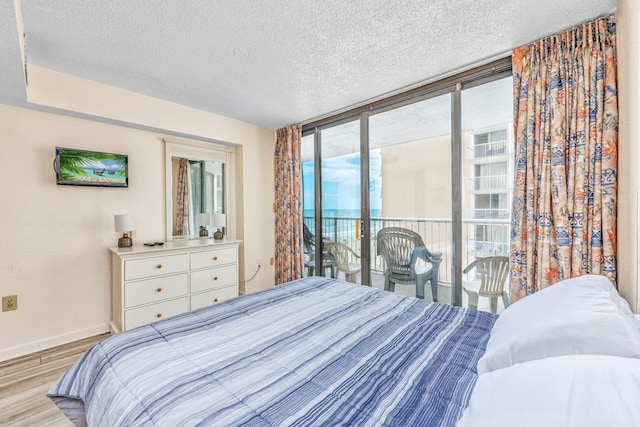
[190,248,237,270]
[124,297,189,329]
[125,254,189,281]
[191,264,238,293]
[124,274,188,309]
[190,286,238,310]
[111,241,241,333]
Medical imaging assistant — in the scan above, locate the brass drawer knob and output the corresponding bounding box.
[213,298,219,303]
[213,256,218,261]
[156,313,162,318]
[213,276,218,281]
[156,288,162,292]
[156,264,162,269]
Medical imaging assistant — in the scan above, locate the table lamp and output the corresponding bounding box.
[212,213,226,240]
[198,213,211,237]
[114,214,135,248]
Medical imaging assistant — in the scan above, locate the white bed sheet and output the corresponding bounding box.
[457,354,640,427]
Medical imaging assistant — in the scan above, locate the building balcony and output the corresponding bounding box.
[466,140,508,159]
[467,208,510,220]
[466,174,511,191]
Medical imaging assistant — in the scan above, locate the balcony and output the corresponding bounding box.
[466,140,508,159]
[304,216,510,286]
[467,208,510,220]
[466,174,510,192]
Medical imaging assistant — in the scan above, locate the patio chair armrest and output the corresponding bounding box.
[346,245,361,258]
[408,247,441,281]
[430,251,442,261]
[413,246,442,264]
[411,246,427,265]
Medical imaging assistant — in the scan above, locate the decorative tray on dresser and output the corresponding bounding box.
[109,238,242,333]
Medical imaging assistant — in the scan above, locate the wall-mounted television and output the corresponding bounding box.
[54,147,128,188]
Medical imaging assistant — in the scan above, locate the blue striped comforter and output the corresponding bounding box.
[49,277,496,426]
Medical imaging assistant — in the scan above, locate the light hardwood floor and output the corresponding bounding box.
[0,333,109,426]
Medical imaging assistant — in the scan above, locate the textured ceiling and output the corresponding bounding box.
[1,0,618,130]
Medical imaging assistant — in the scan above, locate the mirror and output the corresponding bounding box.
[165,140,233,241]
[171,158,224,237]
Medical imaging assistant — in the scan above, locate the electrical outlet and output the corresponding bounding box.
[2,295,17,312]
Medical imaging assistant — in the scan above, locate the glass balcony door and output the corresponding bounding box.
[460,76,513,313]
[320,121,363,284]
[300,60,513,313]
[301,121,364,284]
[368,94,453,303]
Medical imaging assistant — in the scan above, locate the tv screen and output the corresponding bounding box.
[55,147,128,188]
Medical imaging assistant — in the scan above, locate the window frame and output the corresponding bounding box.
[301,57,512,305]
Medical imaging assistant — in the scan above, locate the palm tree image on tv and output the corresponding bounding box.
[56,148,128,187]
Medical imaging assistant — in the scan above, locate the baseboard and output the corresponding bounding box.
[109,321,121,334]
[0,323,109,362]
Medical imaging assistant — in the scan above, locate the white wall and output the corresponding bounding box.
[616,0,640,313]
[0,69,275,361]
[235,140,278,295]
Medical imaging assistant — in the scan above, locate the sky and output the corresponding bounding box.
[302,149,382,215]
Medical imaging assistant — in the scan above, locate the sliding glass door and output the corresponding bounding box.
[301,60,513,312]
[301,121,363,284]
[368,94,453,302]
[460,77,513,312]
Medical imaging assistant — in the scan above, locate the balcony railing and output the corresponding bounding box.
[466,174,510,191]
[467,208,510,220]
[466,140,508,159]
[303,216,510,285]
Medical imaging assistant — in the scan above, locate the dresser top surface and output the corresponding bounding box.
[110,238,242,256]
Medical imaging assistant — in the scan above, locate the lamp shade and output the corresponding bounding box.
[212,213,226,228]
[114,214,136,232]
[198,213,211,226]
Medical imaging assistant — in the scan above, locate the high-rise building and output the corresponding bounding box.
[465,126,513,259]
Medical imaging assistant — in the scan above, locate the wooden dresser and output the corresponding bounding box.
[110,239,241,333]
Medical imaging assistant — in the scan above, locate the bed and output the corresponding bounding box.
[48,277,496,426]
[49,275,640,426]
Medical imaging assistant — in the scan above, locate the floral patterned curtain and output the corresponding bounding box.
[174,157,191,236]
[274,124,304,283]
[510,15,618,302]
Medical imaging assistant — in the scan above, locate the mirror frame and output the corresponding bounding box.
[164,139,235,241]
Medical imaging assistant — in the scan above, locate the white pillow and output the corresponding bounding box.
[457,355,640,427]
[477,274,640,373]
